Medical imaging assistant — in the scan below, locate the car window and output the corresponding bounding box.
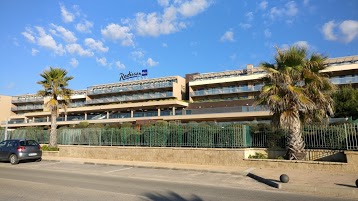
[6,141,17,148]
[20,140,39,146]
[0,141,7,148]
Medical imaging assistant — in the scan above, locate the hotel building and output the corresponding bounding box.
[1,55,357,129]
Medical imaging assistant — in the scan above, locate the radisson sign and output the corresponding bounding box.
[119,69,148,81]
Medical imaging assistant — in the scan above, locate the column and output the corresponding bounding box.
[106,111,109,119]
[131,110,134,118]
[172,107,176,116]
[46,116,49,122]
[158,108,161,116]
[65,114,67,121]
[84,112,87,120]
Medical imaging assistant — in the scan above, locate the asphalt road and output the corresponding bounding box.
[0,161,354,201]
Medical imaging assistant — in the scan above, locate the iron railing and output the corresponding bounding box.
[1,123,357,150]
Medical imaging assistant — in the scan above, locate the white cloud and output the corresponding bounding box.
[264,29,271,38]
[84,38,109,52]
[31,48,39,56]
[69,58,79,67]
[147,58,159,66]
[239,23,252,30]
[115,60,126,69]
[220,31,235,42]
[246,12,254,21]
[13,38,19,46]
[293,41,310,49]
[177,0,210,17]
[131,50,145,59]
[22,29,35,43]
[66,43,93,57]
[50,24,77,43]
[60,3,75,23]
[101,23,134,46]
[286,1,298,16]
[259,1,268,10]
[339,20,358,43]
[162,43,168,47]
[76,20,93,33]
[35,26,66,55]
[134,6,180,37]
[131,0,211,37]
[158,0,170,7]
[96,57,107,66]
[322,21,337,41]
[322,20,358,43]
[270,1,298,20]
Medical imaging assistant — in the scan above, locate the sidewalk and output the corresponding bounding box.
[42,156,358,199]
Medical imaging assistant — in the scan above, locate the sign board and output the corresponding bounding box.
[119,69,148,81]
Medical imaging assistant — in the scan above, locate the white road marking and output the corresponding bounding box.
[105,167,133,173]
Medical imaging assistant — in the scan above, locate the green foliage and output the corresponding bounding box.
[41,145,59,151]
[333,86,358,120]
[248,152,268,159]
[76,121,89,128]
[142,121,169,147]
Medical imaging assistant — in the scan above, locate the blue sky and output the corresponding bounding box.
[0,0,357,96]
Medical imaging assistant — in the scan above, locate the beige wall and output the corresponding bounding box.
[48,146,358,173]
[0,95,12,123]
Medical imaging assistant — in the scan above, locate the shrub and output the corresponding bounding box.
[248,152,267,159]
[41,145,59,151]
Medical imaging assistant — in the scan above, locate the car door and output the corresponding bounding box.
[0,141,8,159]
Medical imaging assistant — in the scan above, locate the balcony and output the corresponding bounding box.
[190,85,263,97]
[88,82,174,95]
[12,97,43,104]
[330,76,358,85]
[11,105,43,111]
[86,92,174,105]
[186,105,269,115]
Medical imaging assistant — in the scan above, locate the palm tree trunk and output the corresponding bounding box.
[285,112,306,160]
[49,111,58,148]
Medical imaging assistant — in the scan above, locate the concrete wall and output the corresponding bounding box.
[45,146,357,173]
[0,95,12,123]
[58,145,245,166]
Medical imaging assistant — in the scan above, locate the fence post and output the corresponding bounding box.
[344,124,349,150]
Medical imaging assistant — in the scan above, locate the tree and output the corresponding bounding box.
[333,85,358,120]
[37,67,73,148]
[256,46,335,160]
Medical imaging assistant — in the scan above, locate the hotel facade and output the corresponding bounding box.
[1,55,357,129]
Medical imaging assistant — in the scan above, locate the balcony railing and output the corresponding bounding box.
[86,92,174,105]
[186,105,269,115]
[12,97,43,104]
[190,85,263,97]
[330,76,358,85]
[7,105,269,125]
[88,82,174,95]
[11,105,43,111]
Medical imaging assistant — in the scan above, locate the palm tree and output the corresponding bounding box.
[256,46,335,160]
[37,67,73,148]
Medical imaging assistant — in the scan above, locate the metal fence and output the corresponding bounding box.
[250,124,358,150]
[1,123,357,150]
[0,124,251,148]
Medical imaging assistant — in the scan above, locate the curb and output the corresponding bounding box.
[44,159,242,175]
[246,173,282,189]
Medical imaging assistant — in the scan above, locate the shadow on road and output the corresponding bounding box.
[335,183,357,188]
[144,191,203,201]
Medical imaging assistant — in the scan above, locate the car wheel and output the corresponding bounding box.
[9,154,19,165]
[36,158,42,162]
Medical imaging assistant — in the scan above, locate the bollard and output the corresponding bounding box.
[280,174,289,183]
[356,179,358,188]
